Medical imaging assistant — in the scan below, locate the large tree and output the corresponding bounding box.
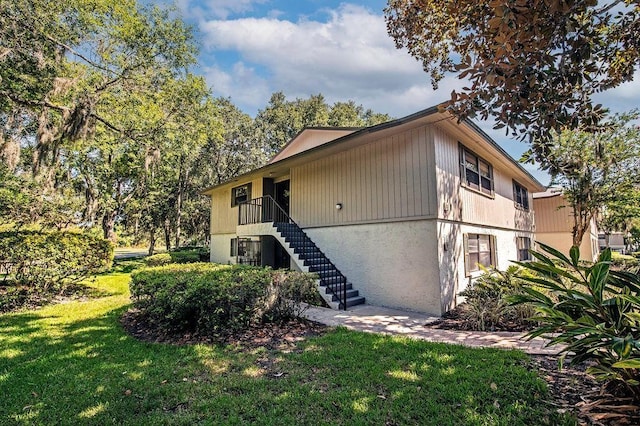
[533,112,640,246]
[385,0,640,160]
[254,92,392,157]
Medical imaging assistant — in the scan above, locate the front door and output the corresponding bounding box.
[275,180,290,215]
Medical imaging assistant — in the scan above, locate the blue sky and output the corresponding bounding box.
[172,0,640,185]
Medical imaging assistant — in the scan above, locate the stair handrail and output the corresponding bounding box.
[239,195,348,309]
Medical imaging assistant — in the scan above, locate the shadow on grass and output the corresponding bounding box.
[1,305,574,425]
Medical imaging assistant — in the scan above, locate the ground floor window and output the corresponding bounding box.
[516,237,532,261]
[231,237,261,265]
[464,233,496,275]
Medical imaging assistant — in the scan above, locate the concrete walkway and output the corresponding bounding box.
[304,304,560,356]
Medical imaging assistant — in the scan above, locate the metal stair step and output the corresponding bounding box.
[323,282,352,293]
[339,296,366,309]
[331,289,359,301]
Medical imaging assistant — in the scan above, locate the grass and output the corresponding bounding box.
[0,261,574,425]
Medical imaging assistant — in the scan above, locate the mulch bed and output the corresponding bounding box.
[425,304,532,332]
[120,308,328,350]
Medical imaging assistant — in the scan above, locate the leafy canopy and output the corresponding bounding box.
[385,0,640,159]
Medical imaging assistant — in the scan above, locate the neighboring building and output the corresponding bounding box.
[202,106,544,315]
[598,232,627,254]
[532,190,600,261]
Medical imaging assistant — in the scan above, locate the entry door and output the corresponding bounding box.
[275,180,290,215]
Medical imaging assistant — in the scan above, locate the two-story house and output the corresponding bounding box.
[202,106,545,315]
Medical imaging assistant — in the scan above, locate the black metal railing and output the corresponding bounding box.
[238,195,291,225]
[238,195,349,309]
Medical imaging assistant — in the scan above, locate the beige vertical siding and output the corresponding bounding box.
[533,195,572,233]
[210,177,263,234]
[290,125,437,227]
[433,125,535,231]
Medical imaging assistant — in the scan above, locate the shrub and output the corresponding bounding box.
[169,250,201,264]
[611,252,639,271]
[0,286,31,313]
[0,230,113,292]
[262,271,319,321]
[144,253,172,267]
[512,243,640,399]
[458,265,535,331]
[130,264,319,336]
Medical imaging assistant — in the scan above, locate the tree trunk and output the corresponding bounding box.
[164,219,171,251]
[174,163,187,249]
[148,228,156,256]
[102,211,117,243]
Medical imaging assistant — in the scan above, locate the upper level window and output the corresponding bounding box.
[459,145,493,195]
[513,181,529,210]
[231,183,252,207]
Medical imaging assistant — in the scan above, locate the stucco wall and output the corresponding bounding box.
[210,233,235,264]
[304,220,441,315]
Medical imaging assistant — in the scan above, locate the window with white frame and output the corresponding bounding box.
[464,234,496,275]
[459,145,494,195]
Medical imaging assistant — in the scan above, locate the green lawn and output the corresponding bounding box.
[0,262,573,425]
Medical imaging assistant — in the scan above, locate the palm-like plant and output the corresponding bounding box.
[512,243,640,397]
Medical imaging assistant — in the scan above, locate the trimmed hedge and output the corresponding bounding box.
[130,264,318,335]
[0,230,113,291]
[143,249,207,267]
[144,253,172,267]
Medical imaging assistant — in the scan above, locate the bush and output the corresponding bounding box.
[130,264,319,336]
[512,243,640,399]
[143,249,206,267]
[169,250,201,264]
[144,253,172,267]
[263,271,319,321]
[458,265,535,331]
[0,230,113,292]
[611,252,639,271]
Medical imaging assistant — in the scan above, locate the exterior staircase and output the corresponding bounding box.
[274,222,365,309]
[238,196,365,310]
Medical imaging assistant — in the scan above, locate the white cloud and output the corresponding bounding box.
[199,4,441,116]
[204,62,271,106]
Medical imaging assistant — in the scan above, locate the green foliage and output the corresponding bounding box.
[255,91,392,156]
[611,252,640,271]
[459,265,535,331]
[0,267,571,425]
[0,286,31,313]
[168,249,201,264]
[144,253,172,267]
[385,0,638,151]
[130,264,319,335]
[0,230,113,291]
[534,112,640,246]
[512,243,640,397]
[264,270,320,321]
[143,249,207,267]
